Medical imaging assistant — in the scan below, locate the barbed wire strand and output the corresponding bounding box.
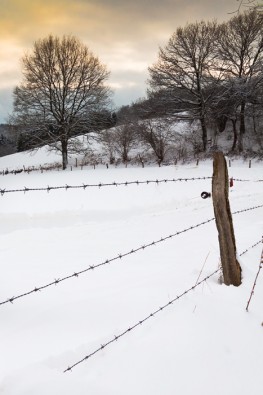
[245,236,263,312]
[63,238,262,373]
[1,177,262,195]
[231,204,263,215]
[0,177,213,196]
[239,240,262,256]
[63,269,220,372]
[232,178,263,182]
[0,204,262,307]
[0,217,215,307]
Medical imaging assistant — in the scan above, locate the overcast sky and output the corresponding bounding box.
[0,0,239,123]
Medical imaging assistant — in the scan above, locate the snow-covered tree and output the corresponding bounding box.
[217,9,263,151]
[148,20,220,152]
[138,118,176,165]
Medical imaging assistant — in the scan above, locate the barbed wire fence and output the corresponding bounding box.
[0,166,262,375]
[0,163,62,176]
[1,176,263,196]
[0,203,262,307]
[63,237,262,373]
[1,154,261,176]
[0,216,215,306]
[0,177,212,195]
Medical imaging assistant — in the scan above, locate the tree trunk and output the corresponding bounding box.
[238,101,246,153]
[231,119,238,152]
[212,152,242,286]
[122,146,128,163]
[61,139,68,170]
[200,116,207,151]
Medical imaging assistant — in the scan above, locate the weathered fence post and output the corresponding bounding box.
[212,152,242,286]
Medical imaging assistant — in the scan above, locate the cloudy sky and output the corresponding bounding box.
[0,0,239,123]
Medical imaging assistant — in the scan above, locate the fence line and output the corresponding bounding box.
[1,177,262,196]
[63,235,262,373]
[63,269,220,372]
[0,204,262,308]
[0,177,213,196]
[0,163,62,176]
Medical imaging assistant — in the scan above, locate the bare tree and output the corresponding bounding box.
[13,35,112,169]
[217,10,263,152]
[207,78,241,151]
[138,118,176,165]
[148,20,220,151]
[112,123,138,163]
[97,129,116,164]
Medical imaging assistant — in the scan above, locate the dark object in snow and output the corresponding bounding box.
[201,191,211,199]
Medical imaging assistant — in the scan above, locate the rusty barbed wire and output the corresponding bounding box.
[0,203,262,308]
[0,177,213,196]
[63,269,220,372]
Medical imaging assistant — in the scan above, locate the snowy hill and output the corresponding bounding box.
[0,150,262,395]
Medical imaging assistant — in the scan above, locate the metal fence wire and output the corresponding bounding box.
[0,203,262,307]
[0,167,261,374]
[0,176,262,196]
[0,177,213,195]
[64,237,262,373]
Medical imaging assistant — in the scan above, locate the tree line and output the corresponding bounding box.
[10,8,263,168]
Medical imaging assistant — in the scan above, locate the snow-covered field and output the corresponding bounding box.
[0,149,262,395]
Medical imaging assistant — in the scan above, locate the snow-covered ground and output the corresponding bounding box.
[0,149,262,395]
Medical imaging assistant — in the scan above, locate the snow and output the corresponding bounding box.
[0,149,262,395]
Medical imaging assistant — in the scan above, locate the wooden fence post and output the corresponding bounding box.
[212,152,242,286]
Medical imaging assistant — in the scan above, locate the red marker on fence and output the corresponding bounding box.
[230,177,234,187]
